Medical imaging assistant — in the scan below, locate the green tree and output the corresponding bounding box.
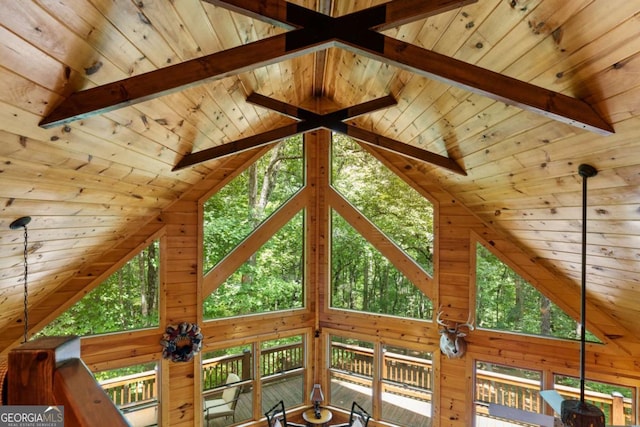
[203,136,304,272]
[203,136,305,318]
[476,243,598,341]
[331,134,434,274]
[40,241,159,336]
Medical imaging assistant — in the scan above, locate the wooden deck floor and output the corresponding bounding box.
[122,377,539,426]
[203,378,539,427]
[204,376,434,427]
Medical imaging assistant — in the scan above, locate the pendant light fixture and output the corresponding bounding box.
[560,164,605,427]
[10,216,31,344]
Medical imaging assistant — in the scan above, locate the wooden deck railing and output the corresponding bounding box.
[101,341,633,424]
[475,369,633,424]
[101,370,158,408]
[200,342,304,390]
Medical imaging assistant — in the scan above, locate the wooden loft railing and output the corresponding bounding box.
[8,336,129,427]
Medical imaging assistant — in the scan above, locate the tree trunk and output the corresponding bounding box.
[540,295,551,335]
[244,142,285,286]
[511,273,524,330]
[118,268,125,328]
[142,243,158,317]
[362,257,370,312]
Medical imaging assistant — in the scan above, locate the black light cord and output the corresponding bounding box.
[10,216,31,344]
[21,224,29,344]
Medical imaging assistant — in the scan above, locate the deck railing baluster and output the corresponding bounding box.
[100,341,631,424]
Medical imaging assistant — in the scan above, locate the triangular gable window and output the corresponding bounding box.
[40,240,160,336]
[203,136,304,273]
[330,209,432,319]
[204,210,304,319]
[476,242,599,341]
[331,134,434,275]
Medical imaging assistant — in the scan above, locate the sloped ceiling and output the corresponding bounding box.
[1,0,640,350]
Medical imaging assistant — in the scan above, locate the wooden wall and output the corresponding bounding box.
[11,130,639,427]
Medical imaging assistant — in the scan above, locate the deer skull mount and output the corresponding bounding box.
[437,310,475,359]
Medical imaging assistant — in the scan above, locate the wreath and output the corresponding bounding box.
[160,322,203,362]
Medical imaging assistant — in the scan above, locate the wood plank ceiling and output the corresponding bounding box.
[1,0,640,348]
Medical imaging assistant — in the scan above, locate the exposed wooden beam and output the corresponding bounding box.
[39,0,477,128]
[173,123,304,171]
[39,34,330,129]
[249,93,466,175]
[174,94,398,170]
[345,125,466,176]
[245,92,305,120]
[203,0,477,31]
[348,37,614,135]
[40,0,613,136]
[246,92,397,121]
[374,0,478,31]
[177,93,466,175]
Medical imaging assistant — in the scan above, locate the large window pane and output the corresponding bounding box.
[99,362,158,427]
[476,242,599,341]
[329,335,373,413]
[381,345,433,426]
[40,240,160,336]
[202,346,253,426]
[261,336,305,412]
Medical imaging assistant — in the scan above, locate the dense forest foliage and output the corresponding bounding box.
[202,136,305,272]
[476,243,598,341]
[202,136,305,319]
[330,135,434,319]
[42,133,594,343]
[331,135,434,274]
[40,240,159,337]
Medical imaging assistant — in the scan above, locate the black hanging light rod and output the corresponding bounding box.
[560,164,605,427]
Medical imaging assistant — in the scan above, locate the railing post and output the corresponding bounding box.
[611,391,625,425]
[8,336,80,405]
[152,375,158,403]
[8,336,129,426]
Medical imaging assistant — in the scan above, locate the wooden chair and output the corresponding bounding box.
[331,401,370,427]
[264,400,305,427]
[203,373,241,426]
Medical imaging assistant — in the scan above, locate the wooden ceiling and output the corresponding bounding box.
[1,0,640,350]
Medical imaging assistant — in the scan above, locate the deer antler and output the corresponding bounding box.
[437,308,475,330]
[458,312,475,331]
[436,308,449,327]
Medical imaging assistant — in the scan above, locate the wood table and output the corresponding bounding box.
[302,408,332,426]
